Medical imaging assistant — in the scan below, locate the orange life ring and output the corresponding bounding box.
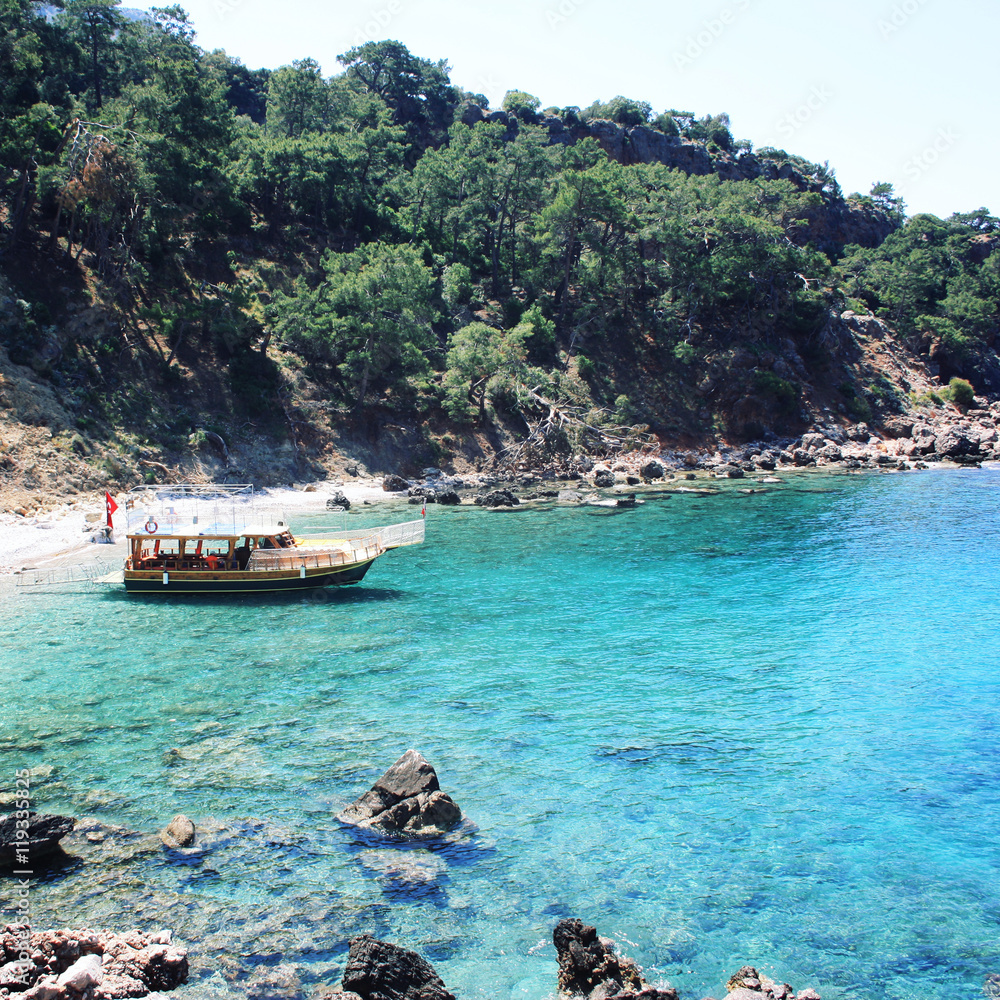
[145,520,158,534]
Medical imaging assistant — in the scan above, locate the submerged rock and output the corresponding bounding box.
[340,934,455,1000]
[337,750,463,838]
[553,917,677,1000]
[0,812,75,866]
[245,962,302,1000]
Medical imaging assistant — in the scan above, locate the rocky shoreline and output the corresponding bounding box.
[370,405,1000,508]
[0,919,822,1000]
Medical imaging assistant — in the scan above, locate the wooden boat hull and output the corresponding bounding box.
[122,559,375,594]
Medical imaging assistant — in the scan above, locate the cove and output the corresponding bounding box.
[3,467,1000,1000]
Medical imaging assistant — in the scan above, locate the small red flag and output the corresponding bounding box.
[105,491,118,528]
[421,497,426,519]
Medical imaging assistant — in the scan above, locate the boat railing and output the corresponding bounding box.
[248,535,384,572]
[297,519,426,550]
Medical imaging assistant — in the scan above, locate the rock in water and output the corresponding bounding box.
[337,750,462,838]
[552,918,677,1000]
[475,489,519,507]
[0,812,74,866]
[382,475,411,492]
[341,934,455,1000]
[0,926,188,997]
[160,814,196,849]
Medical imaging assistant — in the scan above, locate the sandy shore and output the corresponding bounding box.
[0,479,397,575]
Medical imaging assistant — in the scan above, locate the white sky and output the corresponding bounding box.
[136,0,999,219]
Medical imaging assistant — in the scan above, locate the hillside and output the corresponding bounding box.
[2,4,999,512]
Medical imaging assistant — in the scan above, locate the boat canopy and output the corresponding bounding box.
[124,484,287,538]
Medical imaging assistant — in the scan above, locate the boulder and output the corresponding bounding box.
[57,954,103,991]
[459,102,484,127]
[160,815,195,849]
[552,918,677,1000]
[326,492,352,510]
[341,934,455,1000]
[0,813,74,866]
[880,415,914,439]
[640,461,664,480]
[337,750,462,838]
[435,490,461,505]
[594,472,615,488]
[475,489,519,508]
[934,427,974,457]
[382,475,410,492]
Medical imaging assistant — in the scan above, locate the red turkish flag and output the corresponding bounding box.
[105,491,119,528]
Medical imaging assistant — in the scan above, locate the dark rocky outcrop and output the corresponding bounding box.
[382,475,410,492]
[593,471,615,488]
[0,812,74,866]
[553,918,677,1000]
[0,926,188,998]
[340,934,455,1000]
[475,489,519,508]
[640,461,664,480]
[336,750,462,838]
[327,492,352,510]
[455,107,895,252]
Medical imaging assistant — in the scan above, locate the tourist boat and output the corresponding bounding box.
[120,484,424,594]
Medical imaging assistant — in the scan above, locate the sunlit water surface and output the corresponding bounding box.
[3,468,1000,1000]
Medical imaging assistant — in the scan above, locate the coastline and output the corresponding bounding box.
[0,454,985,579]
[3,400,997,572]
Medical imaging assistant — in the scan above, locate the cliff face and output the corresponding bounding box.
[459,103,897,252]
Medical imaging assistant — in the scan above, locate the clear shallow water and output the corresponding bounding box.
[3,468,1000,1000]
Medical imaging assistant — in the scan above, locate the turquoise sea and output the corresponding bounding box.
[3,467,1000,1000]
